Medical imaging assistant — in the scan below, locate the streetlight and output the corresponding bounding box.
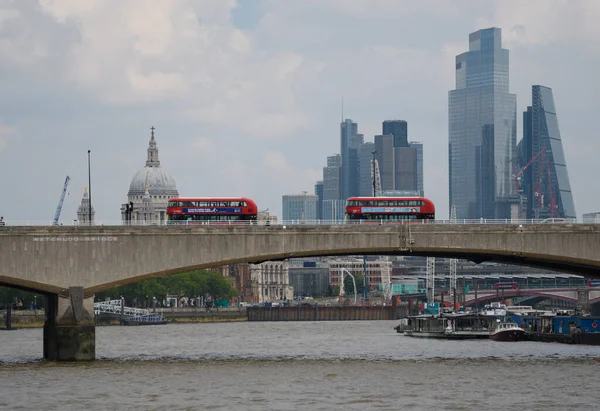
[87,150,93,225]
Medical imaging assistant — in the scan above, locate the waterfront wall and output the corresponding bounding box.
[247,305,407,321]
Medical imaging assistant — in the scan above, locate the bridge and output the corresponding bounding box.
[463,287,600,307]
[1,222,600,360]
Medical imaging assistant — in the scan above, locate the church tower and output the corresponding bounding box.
[77,186,95,225]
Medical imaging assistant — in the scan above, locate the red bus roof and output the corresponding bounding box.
[346,196,432,201]
[168,197,258,207]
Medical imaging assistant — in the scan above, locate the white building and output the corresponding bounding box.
[250,262,294,303]
[76,186,95,225]
[121,127,179,224]
[583,212,600,223]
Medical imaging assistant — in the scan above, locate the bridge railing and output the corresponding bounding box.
[0,218,586,227]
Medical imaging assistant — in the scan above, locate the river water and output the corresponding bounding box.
[1,321,599,410]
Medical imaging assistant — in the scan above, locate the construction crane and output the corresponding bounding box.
[371,151,382,197]
[53,176,70,226]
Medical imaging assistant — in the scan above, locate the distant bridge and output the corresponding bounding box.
[463,287,600,306]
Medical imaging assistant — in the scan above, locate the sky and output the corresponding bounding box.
[1,0,599,223]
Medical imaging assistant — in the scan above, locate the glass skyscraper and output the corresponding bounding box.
[383,120,408,148]
[449,27,517,219]
[358,142,375,196]
[282,193,318,221]
[340,119,364,200]
[409,141,424,196]
[519,85,576,219]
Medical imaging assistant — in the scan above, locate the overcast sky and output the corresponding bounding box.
[1,0,599,223]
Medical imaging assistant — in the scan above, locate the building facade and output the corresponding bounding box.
[328,258,392,293]
[409,141,424,196]
[249,262,294,303]
[358,142,375,196]
[374,134,395,192]
[394,147,418,192]
[314,180,324,220]
[583,212,600,223]
[282,193,318,222]
[383,120,408,148]
[288,261,330,298]
[519,85,576,219]
[340,119,364,199]
[322,154,345,221]
[449,28,517,219]
[76,187,95,225]
[121,127,179,224]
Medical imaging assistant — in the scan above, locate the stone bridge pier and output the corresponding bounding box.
[43,287,95,361]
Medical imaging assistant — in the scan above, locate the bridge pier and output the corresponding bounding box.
[43,287,95,361]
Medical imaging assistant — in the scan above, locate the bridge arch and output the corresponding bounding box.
[0,224,599,296]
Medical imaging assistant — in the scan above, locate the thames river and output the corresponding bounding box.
[1,321,599,410]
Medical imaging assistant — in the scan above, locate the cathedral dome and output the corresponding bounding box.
[127,127,179,198]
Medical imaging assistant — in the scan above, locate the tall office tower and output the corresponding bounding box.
[519,86,576,219]
[394,146,418,191]
[374,134,395,191]
[383,120,408,148]
[282,193,318,221]
[314,180,324,220]
[409,141,424,196]
[340,119,364,199]
[322,154,344,221]
[449,27,517,219]
[358,142,376,196]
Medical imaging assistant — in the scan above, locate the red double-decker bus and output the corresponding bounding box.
[345,197,435,221]
[493,282,518,290]
[167,197,258,223]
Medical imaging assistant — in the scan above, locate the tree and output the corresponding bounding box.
[343,273,363,296]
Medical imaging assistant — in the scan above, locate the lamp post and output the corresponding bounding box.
[87,150,93,225]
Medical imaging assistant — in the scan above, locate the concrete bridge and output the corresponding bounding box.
[1,222,600,360]
[463,287,600,307]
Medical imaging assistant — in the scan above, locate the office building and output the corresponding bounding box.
[583,212,600,223]
[282,192,318,222]
[322,154,345,221]
[449,28,517,219]
[519,85,576,219]
[374,134,395,191]
[340,119,364,199]
[394,147,418,192]
[383,120,408,148]
[409,141,424,196]
[314,180,324,220]
[358,142,375,196]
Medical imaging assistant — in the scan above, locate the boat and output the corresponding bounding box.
[401,313,493,339]
[120,312,167,326]
[489,321,525,342]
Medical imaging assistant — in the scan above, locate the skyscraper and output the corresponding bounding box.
[409,141,424,196]
[322,154,345,221]
[449,27,517,219]
[394,147,418,192]
[383,120,408,148]
[282,193,318,221]
[358,142,375,196]
[519,86,576,219]
[340,119,364,199]
[374,134,395,191]
[314,180,324,220]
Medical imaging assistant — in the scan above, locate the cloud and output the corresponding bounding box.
[0,0,599,222]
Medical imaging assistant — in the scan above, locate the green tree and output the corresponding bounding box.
[343,273,364,296]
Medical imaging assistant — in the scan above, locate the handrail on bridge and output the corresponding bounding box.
[0,218,587,227]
